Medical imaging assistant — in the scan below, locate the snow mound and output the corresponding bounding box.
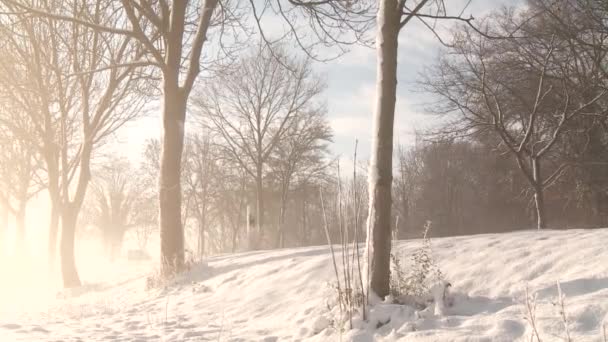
[1,228,607,341]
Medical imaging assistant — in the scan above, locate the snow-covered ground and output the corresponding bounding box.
[1,228,607,341]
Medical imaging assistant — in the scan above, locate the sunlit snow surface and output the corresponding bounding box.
[1,229,607,341]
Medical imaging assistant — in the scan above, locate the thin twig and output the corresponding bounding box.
[352,139,366,320]
[556,281,571,342]
[320,189,344,327]
[524,286,542,342]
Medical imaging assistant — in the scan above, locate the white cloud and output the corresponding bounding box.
[330,116,372,138]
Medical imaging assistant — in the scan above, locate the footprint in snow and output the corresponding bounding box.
[262,337,278,342]
[182,330,206,338]
[31,326,50,333]
[1,323,21,330]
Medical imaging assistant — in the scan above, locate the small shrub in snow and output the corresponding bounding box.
[145,269,166,290]
[331,280,364,307]
[390,221,445,305]
[146,251,198,290]
[323,281,366,333]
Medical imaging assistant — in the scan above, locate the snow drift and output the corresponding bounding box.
[1,228,607,341]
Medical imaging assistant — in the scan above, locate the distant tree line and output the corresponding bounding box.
[393,135,608,239]
[404,0,608,235]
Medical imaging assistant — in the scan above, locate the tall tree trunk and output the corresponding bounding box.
[532,158,547,230]
[585,126,604,226]
[60,206,81,288]
[15,204,27,252]
[103,230,113,260]
[106,227,126,262]
[277,186,288,248]
[533,186,547,230]
[400,194,409,239]
[197,193,208,259]
[48,201,59,266]
[232,215,239,253]
[0,201,7,254]
[300,195,307,246]
[255,168,264,249]
[159,84,186,275]
[113,228,126,261]
[367,1,400,299]
[245,204,251,250]
[46,154,61,267]
[198,214,205,260]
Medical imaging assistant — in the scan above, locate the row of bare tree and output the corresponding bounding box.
[0,1,149,288]
[0,0,372,290]
[78,45,333,258]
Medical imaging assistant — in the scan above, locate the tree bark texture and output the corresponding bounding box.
[367,0,400,299]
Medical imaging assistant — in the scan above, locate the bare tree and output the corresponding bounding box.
[83,158,142,260]
[530,0,608,83]
[0,9,62,263]
[0,1,147,286]
[0,109,41,252]
[182,133,218,259]
[267,109,332,248]
[0,138,40,251]
[246,0,374,60]
[0,0,243,276]
[0,34,44,254]
[213,161,249,253]
[195,44,324,249]
[365,0,530,298]
[393,144,423,237]
[367,0,445,299]
[1,0,377,275]
[0,193,6,252]
[422,10,606,229]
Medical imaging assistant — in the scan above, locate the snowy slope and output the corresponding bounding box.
[1,228,607,341]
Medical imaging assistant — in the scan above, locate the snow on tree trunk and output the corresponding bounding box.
[366,0,400,299]
[159,83,186,275]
